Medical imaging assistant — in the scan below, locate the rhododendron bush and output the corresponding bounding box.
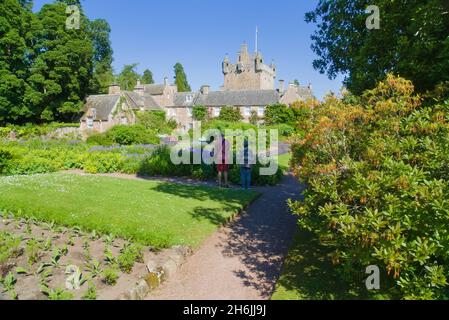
[290,75,449,299]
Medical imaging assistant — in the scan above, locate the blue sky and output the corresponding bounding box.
[33,0,344,99]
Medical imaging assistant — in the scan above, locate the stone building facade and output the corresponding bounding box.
[81,43,314,133]
[222,43,276,91]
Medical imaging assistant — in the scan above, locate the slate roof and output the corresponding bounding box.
[143,84,166,95]
[297,86,314,100]
[123,91,162,111]
[172,90,281,107]
[81,95,120,121]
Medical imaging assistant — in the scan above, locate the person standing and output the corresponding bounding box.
[216,133,230,188]
[240,140,253,190]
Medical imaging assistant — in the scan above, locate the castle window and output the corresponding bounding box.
[258,107,265,117]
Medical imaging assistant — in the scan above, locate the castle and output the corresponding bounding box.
[80,43,314,133]
[222,43,276,91]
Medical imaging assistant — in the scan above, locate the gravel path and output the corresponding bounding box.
[147,174,304,300]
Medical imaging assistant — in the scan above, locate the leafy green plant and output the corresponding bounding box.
[192,105,208,121]
[103,234,116,246]
[43,237,53,251]
[85,259,102,278]
[26,238,42,265]
[264,103,295,125]
[136,110,176,134]
[0,149,13,173]
[106,125,159,146]
[50,248,62,267]
[82,282,97,300]
[15,267,28,275]
[86,133,114,146]
[218,106,243,122]
[0,272,16,292]
[104,247,118,266]
[67,235,75,247]
[117,243,143,273]
[40,286,74,300]
[102,268,119,286]
[290,75,449,299]
[0,231,21,264]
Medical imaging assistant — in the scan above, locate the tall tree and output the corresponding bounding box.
[0,0,35,124]
[89,19,114,94]
[306,0,449,94]
[117,64,140,91]
[173,62,191,92]
[24,1,94,122]
[141,69,154,84]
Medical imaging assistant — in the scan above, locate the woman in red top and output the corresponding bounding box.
[216,134,230,188]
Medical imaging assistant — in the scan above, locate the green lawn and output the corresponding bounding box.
[278,153,292,172]
[272,230,393,300]
[0,173,259,248]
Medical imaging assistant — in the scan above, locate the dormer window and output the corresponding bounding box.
[185,94,194,104]
[91,108,97,119]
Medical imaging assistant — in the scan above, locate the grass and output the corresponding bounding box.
[0,173,259,248]
[278,153,291,172]
[272,230,394,300]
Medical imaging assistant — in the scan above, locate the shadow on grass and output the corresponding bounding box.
[190,207,229,226]
[272,230,398,300]
[149,181,259,226]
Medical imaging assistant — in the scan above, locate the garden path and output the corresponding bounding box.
[145,174,304,300]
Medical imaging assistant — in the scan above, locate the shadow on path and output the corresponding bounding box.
[147,174,305,300]
[218,175,305,298]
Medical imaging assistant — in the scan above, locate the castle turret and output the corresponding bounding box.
[222,55,230,75]
[222,43,276,91]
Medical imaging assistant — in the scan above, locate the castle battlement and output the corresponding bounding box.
[222,43,276,91]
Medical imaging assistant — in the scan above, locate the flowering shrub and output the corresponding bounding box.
[290,75,449,299]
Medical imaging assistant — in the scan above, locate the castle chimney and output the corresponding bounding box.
[108,84,121,95]
[164,77,169,86]
[278,80,285,94]
[200,85,210,95]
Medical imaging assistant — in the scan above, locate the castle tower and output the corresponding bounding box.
[222,43,276,91]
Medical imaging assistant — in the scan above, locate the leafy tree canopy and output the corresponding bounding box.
[192,105,207,121]
[141,69,154,85]
[264,104,295,125]
[117,64,140,91]
[0,0,113,124]
[218,106,242,122]
[173,62,191,92]
[306,0,449,94]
